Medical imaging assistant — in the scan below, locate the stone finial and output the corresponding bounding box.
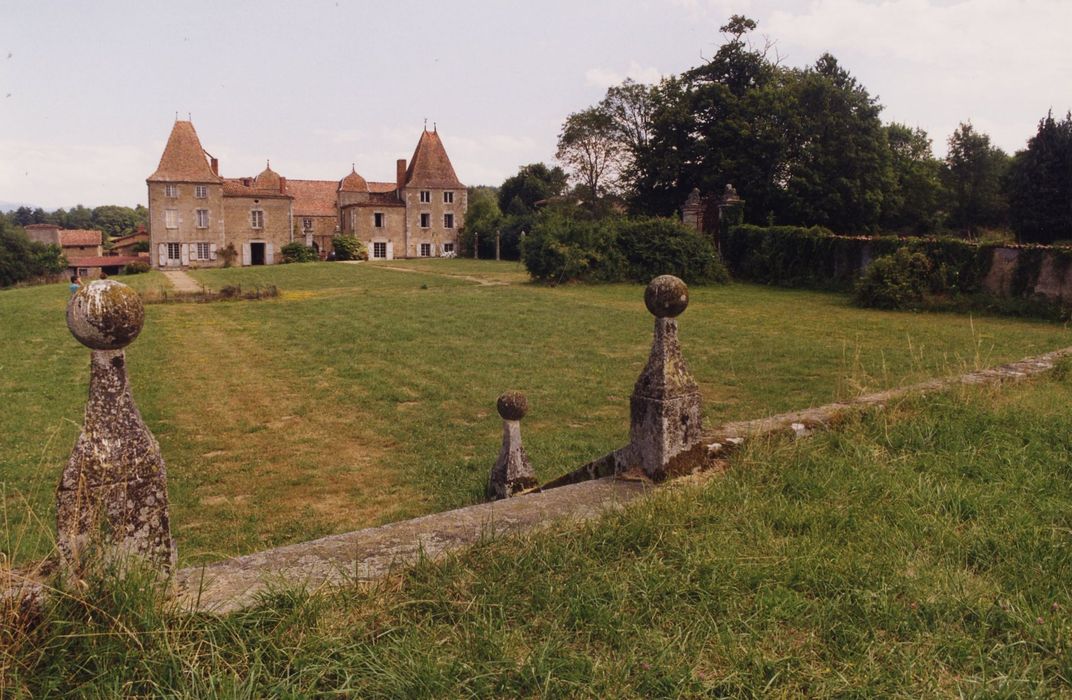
[629,276,703,480]
[57,281,176,576]
[487,391,538,500]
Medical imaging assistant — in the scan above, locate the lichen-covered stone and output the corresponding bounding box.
[58,283,175,577]
[644,275,689,318]
[67,280,144,350]
[487,393,537,500]
[496,390,529,421]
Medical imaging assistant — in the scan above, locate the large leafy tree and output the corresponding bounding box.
[943,122,1010,235]
[1006,111,1072,244]
[881,123,945,233]
[556,106,623,199]
[459,186,504,258]
[498,163,569,216]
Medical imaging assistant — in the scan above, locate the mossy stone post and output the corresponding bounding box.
[58,280,176,575]
[629,275,703,481]
[487,391,538,500]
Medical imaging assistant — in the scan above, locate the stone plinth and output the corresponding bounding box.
[629,276,703,480]
[57,281,176,575]
[487,391,538,499]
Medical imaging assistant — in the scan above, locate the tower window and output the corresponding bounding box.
[420,190,431,203]
[443,191,453,203]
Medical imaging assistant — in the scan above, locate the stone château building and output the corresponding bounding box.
[146,120,466,268]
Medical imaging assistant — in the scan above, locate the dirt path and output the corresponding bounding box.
[161,269,201,292]
[375,264,510,286]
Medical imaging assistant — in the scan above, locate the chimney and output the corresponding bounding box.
[279,176,287,194]
[210,157,219,176]
[396,159,407,193]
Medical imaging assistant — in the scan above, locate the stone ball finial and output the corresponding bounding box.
[66,280,145,350]
[644,275,689,318]
[497,391,529,421]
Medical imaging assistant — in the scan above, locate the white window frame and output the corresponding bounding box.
[196,209,209,229]
[420,243,431,257]
[419,212,431,229]
[372,241,387,259]
[374,212,385,228]
[195,242,211,260]
[443,191,453,204]
[194,185,208,199]
[164,184,178,198]
[251,209,264,229]
[443,242,455,254]
[419,190,431,203]
[165,209,178,229]
[443,213,454,229]
[166,242,181,262]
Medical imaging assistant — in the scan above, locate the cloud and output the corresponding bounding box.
[585,61,664,88]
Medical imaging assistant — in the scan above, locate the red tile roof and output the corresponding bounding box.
[339,167,369,192]
[59,229,103,246]
[148,121,221,183]
[222,177,293,199]
[405,129,463,189]
[287,179,338,217]
[368,181,397,194]
[25,223,59,231]
[68,255,142,268]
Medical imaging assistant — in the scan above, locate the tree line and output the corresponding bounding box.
[2,203,148,239]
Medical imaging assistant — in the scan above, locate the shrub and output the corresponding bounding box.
[123,261,150,275]
[521,211,622,284]
[616,217,729,285]
[333,235,367,261]
[853,248,932,310]
[0,223,66,287]
[281,242,319,263]
[218,243,238,268]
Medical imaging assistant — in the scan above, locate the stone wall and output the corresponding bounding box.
[222,196,293,266]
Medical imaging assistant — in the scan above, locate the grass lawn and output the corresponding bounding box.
[8,368,1072,696]
[1,260,1069,568]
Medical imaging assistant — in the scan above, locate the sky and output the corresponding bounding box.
[1,0,1070,209]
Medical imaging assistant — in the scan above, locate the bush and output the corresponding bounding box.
[0,223,67,287]
[333,235,367,261]
[521,211,727,285]
[281,242,319,263]
[853,248,932,310]
[123,261,150,275]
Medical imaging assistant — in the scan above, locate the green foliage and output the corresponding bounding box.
[556,106,623,197]
[521,210,727,285]
[853,248,932,309]
[882,123,946,233]
[123,261,151,275]
[280,242,319,263]
[498,163,568,216]
[0,220,67,287]
[332,235,367,261]
[132,240,150,253]
[1006,111,1072,244]
[459,186,504,258]
[944,122,1011,234]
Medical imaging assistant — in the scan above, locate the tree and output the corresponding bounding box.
[1006,111,1072,244]
[881,123,945,233]
[943,122,1010,235]
[497,163,568,216]
[556,107,623,199]
[0,219,66,287]
[92,205,142,238]
[458,187,503,258]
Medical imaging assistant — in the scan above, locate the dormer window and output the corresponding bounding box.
[165,184,178,198]
[419,190,431,203]
[444,191,454,204]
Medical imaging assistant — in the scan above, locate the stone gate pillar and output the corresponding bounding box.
[629,275,703,481]
[57,280,176,575]
[487,391,538,500]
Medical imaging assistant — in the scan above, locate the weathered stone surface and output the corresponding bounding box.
[57,281,175,576]
[488,392,538,499]
[629,279,704,480]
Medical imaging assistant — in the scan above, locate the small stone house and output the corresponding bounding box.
[24,223,104,260]
[146,120,467,268]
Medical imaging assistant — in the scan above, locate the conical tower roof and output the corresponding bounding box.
[338,165,369,192]
[404,129,463,189]
[148,120,220,182]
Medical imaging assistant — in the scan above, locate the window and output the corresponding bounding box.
[372,241,387,259]
[251,209,264,229]
[374,212,384,228]
[165,209,178,229]
[164,184,178,198]
[194,185,207,199]
[166,242,181,261]
[443,191,454,204]
[443,242,455,254]
[443,213,454,229]
[420,243,431,257]
[302,217,313,231]
[196,209,209,228]
[420,212,431,228]
[419,190,431,203]
[195,242,211,260]
[77,267,89,277]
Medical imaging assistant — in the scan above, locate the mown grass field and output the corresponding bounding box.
[7,368,1072,696]
[1,260,1069,568]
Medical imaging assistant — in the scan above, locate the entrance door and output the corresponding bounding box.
[250,242,266,265]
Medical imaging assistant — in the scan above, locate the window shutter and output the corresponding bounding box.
[180,243,190,266]
[210,243,218,261]
[265,243,274,265]
[386,241,393,260]
[157,243,166,267]
[242,243,251,266]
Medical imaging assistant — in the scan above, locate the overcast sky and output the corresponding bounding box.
[1,0,1070,209]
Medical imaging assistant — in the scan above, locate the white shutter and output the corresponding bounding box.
[265,243,274,265]
[242,243,251,266]
[180,243,190,266]
[157,243,166,267]
[210,243,217,261]
[386,241,394,260]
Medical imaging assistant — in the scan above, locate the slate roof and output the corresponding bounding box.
[59,229,103,246]
[147,121,220,183]
[404,130,464,189]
